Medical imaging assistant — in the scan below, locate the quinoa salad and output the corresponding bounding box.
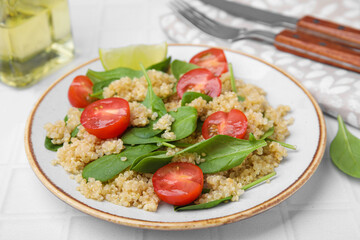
[44,47,294,212]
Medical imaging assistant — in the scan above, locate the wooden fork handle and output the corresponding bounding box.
[297,15,360,49]
[274,29,360,73]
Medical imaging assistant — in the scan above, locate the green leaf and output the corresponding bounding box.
[174,196,232,211]
[181,91,213,106]
[168,106,198,140]
[125,122,163,139]
[44,137,63,152]
[171,60,199,80]
[147,56,171,72]
[87,67,143,98]
[70,124,81,138]
[228,63,245,102]
[171,142,194,148]
[173,172,276,211]
[266,139,297,150]
[177,135,267,174]
[330,115,360,178]
[241,171,276,190]
[260,127,274,140]
[171,60,199,92]
[130,151,172,173]
[82,144,160,182]
[140,64,168,117]
[122,106,198,145]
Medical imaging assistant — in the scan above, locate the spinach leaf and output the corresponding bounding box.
[330,115,360,178]
[147,57,171,72]
[260,127,274,140]
[177,135,267,174]
[228,63,245,101]
[130,151,172,173]
[86,68,143,98]
[241,171,276,190]
[174,172,276,211]
[124,123,163,139]
[171,60,199,80]
[174,196,232,211]
[168,106,198,140]
[82,144,160,182]
[70,124,81,138]
[266,139,297,150]
[171,60,199,92]
[259,127,296,150]
[121,133,166,145]
[181,91,213,106]
[122,106,198,145]
[44,137,63,152]
[172,142,194,148]
[141,64,168,117]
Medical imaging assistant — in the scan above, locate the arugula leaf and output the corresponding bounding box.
[44,137,63,152]
[171,60,199,80]
[177,135,267,174]
[140,64,168,117]
[82,144,160,182]
[174,196,232,211]
[330,115,360,178]
[181,91,213,106]
[228,63,245,101]
[130,151,172,173]
[122,106,198,145]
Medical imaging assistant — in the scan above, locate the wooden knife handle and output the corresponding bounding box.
[274,29,360,73]
[297,15,360,49]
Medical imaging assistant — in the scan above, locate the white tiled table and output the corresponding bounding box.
[1,0,360,239]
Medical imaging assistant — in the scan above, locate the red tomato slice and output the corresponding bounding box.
[190,48,228,77]
[68,75,96,108]
[80,98,130,139]
[202,109,248,140]
[152,162,204,206]
[176,68,221,98]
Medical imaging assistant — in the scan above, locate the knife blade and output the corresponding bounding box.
[200,0,360,49]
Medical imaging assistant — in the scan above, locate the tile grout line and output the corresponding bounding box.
[279,201,296,240]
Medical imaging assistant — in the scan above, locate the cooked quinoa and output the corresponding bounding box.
[45,69,293,212]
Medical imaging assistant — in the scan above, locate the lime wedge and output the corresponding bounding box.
[99,42,168,70]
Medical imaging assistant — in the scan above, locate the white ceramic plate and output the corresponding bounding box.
[25,44,326,230]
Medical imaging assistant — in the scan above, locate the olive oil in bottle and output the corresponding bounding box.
[0,0,74,87]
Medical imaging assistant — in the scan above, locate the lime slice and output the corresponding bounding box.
[99,42,168,70]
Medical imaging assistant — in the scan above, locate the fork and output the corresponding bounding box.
[169,0,360,73]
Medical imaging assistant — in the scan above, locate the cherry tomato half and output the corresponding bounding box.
[190,48,228,77]
[176,68,221,99]
[80,97,130,139]
[68,75,96,108]
[152,162,204,206]
[202,109,248,140]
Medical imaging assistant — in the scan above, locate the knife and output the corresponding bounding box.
[200,0,360,49]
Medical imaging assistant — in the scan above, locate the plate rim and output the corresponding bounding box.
[24,43,327,230]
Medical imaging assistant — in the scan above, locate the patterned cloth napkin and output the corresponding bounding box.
[160,0,360,128]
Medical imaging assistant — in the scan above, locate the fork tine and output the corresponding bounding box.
[170,0,239,40]
[173,0,222,28]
